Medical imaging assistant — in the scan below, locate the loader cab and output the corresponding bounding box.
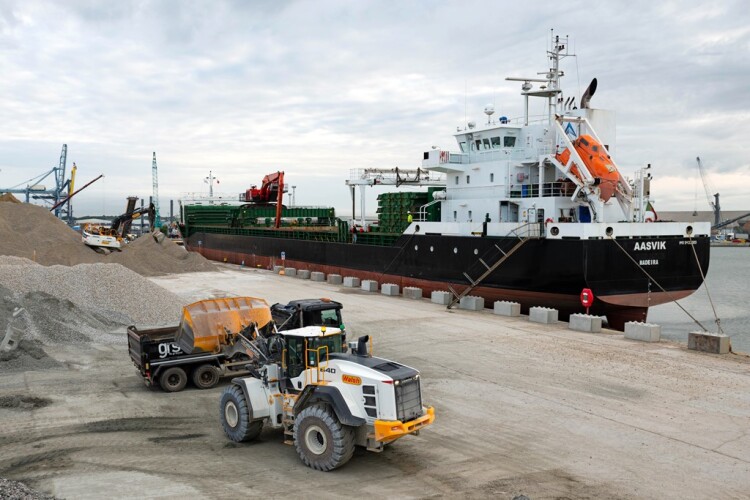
[271,299,344,331]
[284,326,343,380]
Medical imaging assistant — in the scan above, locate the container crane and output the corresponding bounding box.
[696,156,721,227]
[0,144,74,222]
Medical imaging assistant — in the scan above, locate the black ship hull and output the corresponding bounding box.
[185,231,710,330]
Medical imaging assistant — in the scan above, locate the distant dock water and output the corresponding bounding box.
[648,246,750,353]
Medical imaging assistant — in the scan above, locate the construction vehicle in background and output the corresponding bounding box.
[240,171,286,228]
[128,297,345,392]
[82,197,155,252]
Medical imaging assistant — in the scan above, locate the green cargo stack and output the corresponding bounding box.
[376,191,430,233]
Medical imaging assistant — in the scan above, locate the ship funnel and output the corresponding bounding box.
[581,78,598,109]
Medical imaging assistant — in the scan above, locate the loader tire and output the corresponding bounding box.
[220,385,263,442]
[160,367,187,392]
[192,364,220,389]
[294,404,355,471]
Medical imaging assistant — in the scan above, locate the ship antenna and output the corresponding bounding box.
[464,79,468,130]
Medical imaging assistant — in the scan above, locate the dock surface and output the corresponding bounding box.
[2,265,749,499]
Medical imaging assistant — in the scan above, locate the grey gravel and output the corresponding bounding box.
[0,478,55,500]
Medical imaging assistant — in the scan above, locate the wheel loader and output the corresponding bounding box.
[219,325,435,471]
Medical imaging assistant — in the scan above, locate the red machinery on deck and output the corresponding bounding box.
[242,171,285,228]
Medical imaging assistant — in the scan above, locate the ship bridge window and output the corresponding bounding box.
[483,138,491,149]
[474,139,483,150]
[466,175,470,184]
[491,137,501,148]
[455,176,459,185]
[460,141,468,152]
[504,136,516,147]
[490,173,494,182]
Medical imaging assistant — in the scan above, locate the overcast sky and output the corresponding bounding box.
[1,0,748,219]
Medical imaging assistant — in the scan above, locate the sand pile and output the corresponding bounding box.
[0,201,214,276]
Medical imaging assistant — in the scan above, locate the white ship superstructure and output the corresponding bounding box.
[416,33,709,241]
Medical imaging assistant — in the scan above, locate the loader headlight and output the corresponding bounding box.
[394,380,400,386]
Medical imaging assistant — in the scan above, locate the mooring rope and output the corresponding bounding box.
[608,236,709,331]
[688,236,723,334]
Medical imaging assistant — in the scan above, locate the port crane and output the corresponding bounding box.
[0,144,76,222]
[696,156,721,227]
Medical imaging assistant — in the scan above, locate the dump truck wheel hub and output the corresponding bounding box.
[225,401,239,428]
[304,424,327,455]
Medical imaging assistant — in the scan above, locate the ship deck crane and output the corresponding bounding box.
[241,171,286,228]
[696,156,721,227]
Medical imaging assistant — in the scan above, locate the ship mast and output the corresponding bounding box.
[506,30,572,126]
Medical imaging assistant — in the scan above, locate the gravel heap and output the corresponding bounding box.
[0,477,55,500]
[0,260,187,372]
[0,200,214,276]
[0,260,185,328]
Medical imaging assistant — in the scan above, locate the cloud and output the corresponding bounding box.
[0,0,748,218]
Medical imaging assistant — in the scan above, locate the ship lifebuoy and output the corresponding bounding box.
[645,217,654,223]
[545,218,554,225]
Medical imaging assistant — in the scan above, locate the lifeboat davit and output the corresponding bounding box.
[556,135,619,202]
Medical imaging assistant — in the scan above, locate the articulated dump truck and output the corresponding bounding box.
[127,297,343,392]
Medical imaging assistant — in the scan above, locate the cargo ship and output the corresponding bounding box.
[181,34,711,330]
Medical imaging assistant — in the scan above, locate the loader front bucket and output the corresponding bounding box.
[175,297,272,354]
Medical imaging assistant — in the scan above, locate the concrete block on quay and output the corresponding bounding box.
[529,307,558,324]
[283,267,296,277]
[310,272,326,282]
[494,300,520,317]
[569,314,602,333]
[431,290,452,305]
[624,322,661,342]
[403,287,422,300]
[688,331,730,354]
[381,283,399,296]
[327,274,343,285]
[297,270,311,280]
[343,276,361,287]
[361,280,378,292]
[273,265,284,274]
[459,296,484,311]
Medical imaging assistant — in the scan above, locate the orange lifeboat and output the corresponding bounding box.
[556,135,619,202]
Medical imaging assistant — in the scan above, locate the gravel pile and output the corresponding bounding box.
[0,478,55,500]
[0,261,187,372]
[0,262,184,326]
[0,200,215,276]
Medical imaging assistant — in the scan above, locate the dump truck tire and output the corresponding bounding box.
[192,364,220,389]
[160,367,187,392]
[220,385,263,442]
[294,404,355,471]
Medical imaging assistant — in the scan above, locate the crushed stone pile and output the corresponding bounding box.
[0,201,215,276]
[0,260,186,372]
[0,477,55,500]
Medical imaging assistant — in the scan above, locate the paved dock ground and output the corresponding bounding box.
[2,265,749,499]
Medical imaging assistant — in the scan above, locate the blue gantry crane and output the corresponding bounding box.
[0,144,76,222]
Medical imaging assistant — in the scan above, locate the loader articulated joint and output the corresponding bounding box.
[295,385,365,427]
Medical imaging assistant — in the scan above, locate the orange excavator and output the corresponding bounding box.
[556,135,619,202]
[243,171,285,228]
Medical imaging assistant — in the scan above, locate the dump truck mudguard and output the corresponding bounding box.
[295,385,366,427]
